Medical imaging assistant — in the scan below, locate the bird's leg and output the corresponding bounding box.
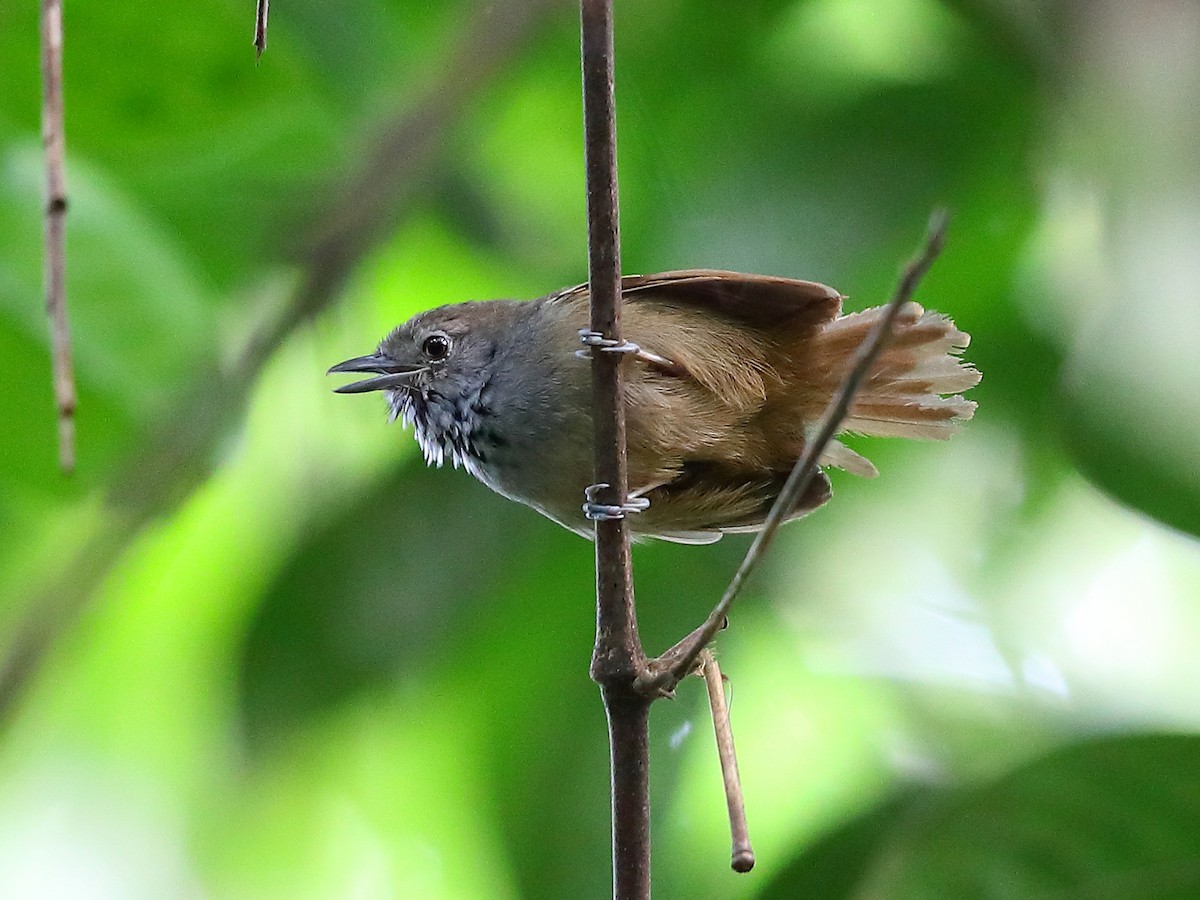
[582,482,651,521]
[576,328,684,374]
[575,328,642,359]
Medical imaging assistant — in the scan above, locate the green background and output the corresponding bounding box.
[2,0,1199,896]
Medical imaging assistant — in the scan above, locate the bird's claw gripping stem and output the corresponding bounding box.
[583,482,651,521]
[575,329,641,360]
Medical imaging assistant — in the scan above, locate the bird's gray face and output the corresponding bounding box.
[328,304,501,467]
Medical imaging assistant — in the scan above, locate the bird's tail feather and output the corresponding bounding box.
[812,302,980,475]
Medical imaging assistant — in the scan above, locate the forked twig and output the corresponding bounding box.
[42,0,76,473]
[700,650,754,873]
[635,211,950,696]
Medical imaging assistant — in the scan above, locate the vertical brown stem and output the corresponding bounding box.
[42,0,76,473]
[603,687,651,898]
[580,0,651,897]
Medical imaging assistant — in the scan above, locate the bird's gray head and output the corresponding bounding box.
[328,300,522,468]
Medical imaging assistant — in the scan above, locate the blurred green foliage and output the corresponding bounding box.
[2,0,1199,897]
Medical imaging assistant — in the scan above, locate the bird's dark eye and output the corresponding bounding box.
[422,334,450,361]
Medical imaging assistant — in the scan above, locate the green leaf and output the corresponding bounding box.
[812,735,1200,899]
[756,791,924,900]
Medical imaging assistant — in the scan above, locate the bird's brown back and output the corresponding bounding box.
[550,269,976,538]
[550,270,844,537]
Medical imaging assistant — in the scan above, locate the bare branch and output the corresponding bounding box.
[42,0,76,473]
[579,0,652,896]
[700,650,754,873]
[636,211,950,696]
[254,0,269,61]
[582,0,640,681]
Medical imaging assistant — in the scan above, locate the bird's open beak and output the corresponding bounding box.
[327,354,425,394]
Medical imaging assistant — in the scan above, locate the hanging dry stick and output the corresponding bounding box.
[42,0,76,473]
[254,0,269,60]
[700,650,755,873]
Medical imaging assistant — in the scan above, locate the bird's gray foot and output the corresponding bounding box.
[575,330,641,360]
[583,483,651,520]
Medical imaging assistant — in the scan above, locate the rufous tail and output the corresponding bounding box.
[814,301,980,477]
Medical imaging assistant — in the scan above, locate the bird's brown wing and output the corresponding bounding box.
[549,269,844,410]
[618,269,843,332]
[545,269,843,332]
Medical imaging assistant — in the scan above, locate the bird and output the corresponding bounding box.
[329,269,980,543]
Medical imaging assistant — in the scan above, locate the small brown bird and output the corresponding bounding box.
[329,270,979,543]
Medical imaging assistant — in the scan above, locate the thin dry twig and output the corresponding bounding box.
[636,210,950,696]
[579,0,653,896]
[254,0,269,61]
[42,0,76,473]
[700,650,754,873]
